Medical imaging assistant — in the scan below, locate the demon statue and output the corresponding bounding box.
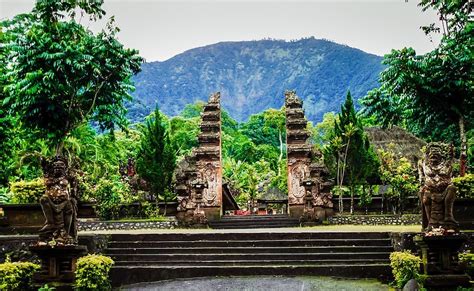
[418,142,458,232]
[38,156,78,245]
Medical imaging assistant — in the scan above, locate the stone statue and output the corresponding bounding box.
[418,142,457,232]
[38,156,78,245]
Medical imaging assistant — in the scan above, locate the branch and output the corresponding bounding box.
[85,72,113,119]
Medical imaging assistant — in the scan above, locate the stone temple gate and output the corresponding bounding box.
[175,91,333,225]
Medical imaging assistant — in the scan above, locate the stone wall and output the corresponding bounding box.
[78,219,178,232]
[328,214,422,225]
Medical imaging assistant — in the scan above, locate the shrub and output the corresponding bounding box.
[75,254,114,291]
[93,176,133,220]
[452,173,474,198]
[0,187,11,204]
[0,259,40,290]
[389,251,423,288]
[9,178,45,204]
[459,251,474,277]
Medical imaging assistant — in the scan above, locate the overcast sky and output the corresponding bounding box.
[1,0,441,62]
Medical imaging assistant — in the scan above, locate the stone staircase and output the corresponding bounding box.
[209,214,300,229]
[106,232,394,287]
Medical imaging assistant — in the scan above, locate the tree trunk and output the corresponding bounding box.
[459,116,467,177]
[350,185,354,215]
[336,155,343,214]
[278,130,283,176]
[55,141,64,157]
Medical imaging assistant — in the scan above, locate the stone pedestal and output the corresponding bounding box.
[414,235,471,289]
[289,205,304,219]
[30,245,88,289]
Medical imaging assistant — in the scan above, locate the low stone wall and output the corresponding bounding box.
[78,219,178,232]
[328,214,422,225]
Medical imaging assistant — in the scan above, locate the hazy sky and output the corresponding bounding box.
[1,0,441,62]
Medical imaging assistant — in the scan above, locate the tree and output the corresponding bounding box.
[311,112,338,146]
[361,0,473,176]
[263,108,286,165]
[0,26,15,186]
[169,116,200,158]
[378,145,418,214]
[136,108,176,203]
[329,92,379,214]
[2,0,143,155]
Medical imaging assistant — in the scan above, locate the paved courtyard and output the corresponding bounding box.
[120,276,389,291]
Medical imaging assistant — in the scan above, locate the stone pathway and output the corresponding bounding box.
[119,276,389,291]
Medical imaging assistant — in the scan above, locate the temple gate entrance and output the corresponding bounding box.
[175,91,333,226]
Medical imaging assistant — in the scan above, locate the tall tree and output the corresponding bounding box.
[329,92,379,214]
[2,0,143,156]
[136,108,176,202]
[0,26,16,186]
[361,0,473,175]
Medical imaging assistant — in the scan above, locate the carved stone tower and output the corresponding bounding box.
[285,91,333,222]
[175,92,222,224]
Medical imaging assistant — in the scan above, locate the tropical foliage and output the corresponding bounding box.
[378,146,419,214]
[0,258,40,291]
[325,92,379,214]
[389,251,424,289]
[136,108,176,202]
[1,0,143,155]
[75,254,114,291]
[361,0,473,176]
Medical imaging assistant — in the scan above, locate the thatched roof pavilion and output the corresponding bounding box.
[365,126,426,166]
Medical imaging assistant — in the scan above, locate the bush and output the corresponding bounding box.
[459,251,474,277]
[389,251,423,288]
[74,254,114,291]
[9,178,45,204]
[452,173,474,198]
[0,259,40,290]
[93,176,133,220]
[0,187,11,204]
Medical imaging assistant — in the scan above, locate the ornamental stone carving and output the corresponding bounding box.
[38,156,78,245]
[418,142,458,233]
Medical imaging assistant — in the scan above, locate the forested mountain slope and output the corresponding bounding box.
[129,38,383,123]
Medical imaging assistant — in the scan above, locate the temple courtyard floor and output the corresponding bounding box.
[79,224,423,234]
[119,276,389,291]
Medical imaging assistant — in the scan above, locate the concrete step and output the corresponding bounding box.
[105,245,393,254]
[113,259,390,266]
[110,265,392,287]
[109,232,391,241]
[209,224,300,229]
[108,252,391,262]
[208,215,301,229]
[107,238,392,248]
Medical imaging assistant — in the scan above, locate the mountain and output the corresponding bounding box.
[129,38,384,123]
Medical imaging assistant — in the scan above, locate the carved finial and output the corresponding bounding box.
[284,90,302,107]
[209,92,220,104]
